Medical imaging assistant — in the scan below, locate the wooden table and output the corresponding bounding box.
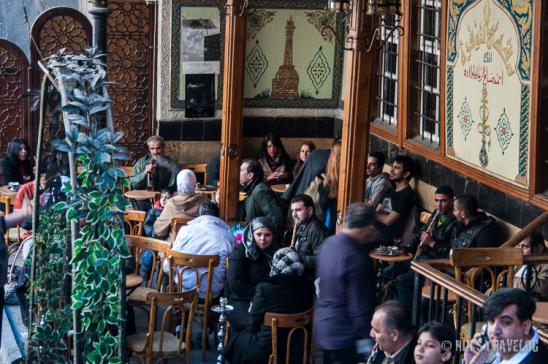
[124,190,159,200]
[533,302,548,325]
[271,184,288,193]
[369,250,413,303]
[0,185,18,197]
[369,251,413,263]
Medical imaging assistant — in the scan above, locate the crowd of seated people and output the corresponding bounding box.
[120,133,546,364]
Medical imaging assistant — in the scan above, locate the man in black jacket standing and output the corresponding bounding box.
[290,194,327,277]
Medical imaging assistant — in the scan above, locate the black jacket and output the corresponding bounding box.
[451,212,499,249]
[227,274,314,364]
[225,243,274,303]
[369,336,417,364]
[412,211,458,259]
[294,216,328,274]
[0,156,33,185]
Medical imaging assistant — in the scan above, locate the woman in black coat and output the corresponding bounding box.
[226,247,315,364]
[0,138,33,185]
[225,217,278,332]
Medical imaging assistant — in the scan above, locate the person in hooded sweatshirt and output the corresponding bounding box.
[153,169,209,242]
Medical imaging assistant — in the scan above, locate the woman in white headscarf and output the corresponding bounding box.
[153,169,209,241]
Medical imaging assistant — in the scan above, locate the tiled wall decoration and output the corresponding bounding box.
[445,0,534,187]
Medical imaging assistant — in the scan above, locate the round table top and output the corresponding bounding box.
[271,184,288,193]
[126,274,143,289]
[0,185,18,197]
[533,301,548,325]
[124,190,158,200]
[369,251,413,263]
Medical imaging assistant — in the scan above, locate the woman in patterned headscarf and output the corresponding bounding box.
[226,247,314,364]
[225,217,278,332]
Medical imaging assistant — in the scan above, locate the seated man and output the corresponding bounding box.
[153,169,209,241]
[369,300,417,364]
[385,185,459,311]
[514,231,548,301]
[130,135,180,192]
[376,155,416,245]
[451,194,499,249]
[463,288,547,364]
[365,151,391,207]
[167,201,234,299]
[290,194,327,277]
[411,185,458,260]
[240,159,286,235]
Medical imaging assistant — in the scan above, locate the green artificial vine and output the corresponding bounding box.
[28,211,72,363]
[28,48,131,363]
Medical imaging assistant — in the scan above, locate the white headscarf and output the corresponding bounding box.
[176,169,196,193]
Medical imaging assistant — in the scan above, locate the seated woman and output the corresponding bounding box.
[414,321,454,364]
[153,169,208,241]
[257,133,292,185]
[226,247,314,364]
[292,141,315,178]
[1,138,34,185]
[225,217,278,332]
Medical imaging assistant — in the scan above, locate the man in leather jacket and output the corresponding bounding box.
[451,194,499,249]
[290,194,327,277]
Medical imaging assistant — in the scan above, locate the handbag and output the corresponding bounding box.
[303,179,325,222]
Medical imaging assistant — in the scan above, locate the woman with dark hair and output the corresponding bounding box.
[225,217,279,332]
[257,133,292,185]
[226,247,314,364]
[1,138,34,185]
[292,141,316,178]
[414,321,455,364]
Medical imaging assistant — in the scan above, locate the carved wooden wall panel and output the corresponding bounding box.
[30,7,92,148]
[0,39,29,153]
[107,0,156,162]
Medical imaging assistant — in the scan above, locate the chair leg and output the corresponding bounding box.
[201,315,208,361]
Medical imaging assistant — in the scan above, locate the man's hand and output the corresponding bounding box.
[420,231,436,247]
[144,162,155,174]
[463,332,489,364]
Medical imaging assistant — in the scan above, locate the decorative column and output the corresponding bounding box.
[88,0,111,60]
[219,0,247,221]
[337,0,375,224]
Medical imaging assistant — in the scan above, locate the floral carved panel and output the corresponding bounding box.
[107,0,155,162]
[0,40,28,152]
[30,8,92,148]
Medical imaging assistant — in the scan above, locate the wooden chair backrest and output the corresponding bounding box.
[120,165,133,178]
[126,235,171,286]
[263,308,314,364]
[124,210,146,236]
[181,163,207,184]
[166,250,220,293]
[143,290,197,359]
[170,216,193,236]
[450,248,523,287]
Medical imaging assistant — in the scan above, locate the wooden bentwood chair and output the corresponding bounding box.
[127,289,197,364]
[166,250,220,361]
[450,247,523,339]
[263,307,314,364]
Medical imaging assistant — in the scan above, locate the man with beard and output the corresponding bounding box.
[130,135,180,193]
[451,194,499,249]
[290,194,327,277]
[376,155,416,245]
[240,159,286,236]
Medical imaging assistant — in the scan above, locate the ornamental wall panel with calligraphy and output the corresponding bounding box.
[445,0,534,187]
